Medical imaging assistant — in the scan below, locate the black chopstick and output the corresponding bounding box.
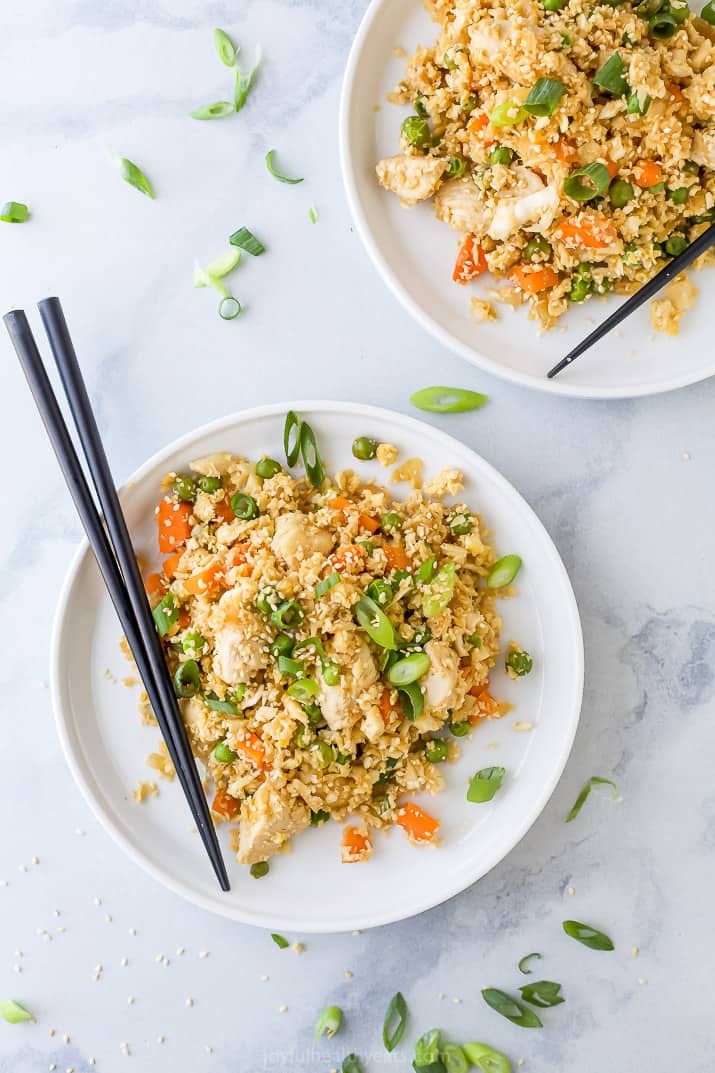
[4,303,230,892]
[548,221,715,379]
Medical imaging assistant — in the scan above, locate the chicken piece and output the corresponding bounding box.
[488,170,560,241]
[213,623,267,684]
[236,782,310,865]
[422,640,459,712]
[691,129,715,170]
[423,0,453,23]
[468,18,508,61]
[651,271,698,336]
[271,512,333,569]
[319,636,378,732]
[434,177,492,234]
[376,154,448,205]
[189,452,234,477]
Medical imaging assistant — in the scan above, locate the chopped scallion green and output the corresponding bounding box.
[229,227,265,255]
[265,149,304,184]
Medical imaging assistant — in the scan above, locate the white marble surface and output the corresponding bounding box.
[1,1,714,1070]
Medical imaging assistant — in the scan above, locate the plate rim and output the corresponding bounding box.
[338,0,715,401]
[50,400,584,932]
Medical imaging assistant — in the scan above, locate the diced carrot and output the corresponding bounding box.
[555,211,618,249]
[468,682,499,722]
[633,159,663,188]
[509,263,560,295]
[358,513,380,534]
[453,235,488,284]
[341,826,373,864]
[331,544,367,574]
[605,160,619,179]
[234,728,266,770]
[396,802,440,844]
[177,608,191,630]
[163,551,183,579]
[183,559,225,596]
[383,545,410,572]
[380,687,399,724]
[211,787,241,821]
[467,112,490,135]
[144,572,166,599]
[225,542,251,569]
[666,82,684,104]
[554,137,577,164]
[156,497,193,554]
[331,495,353,513]
[331,496,380,534]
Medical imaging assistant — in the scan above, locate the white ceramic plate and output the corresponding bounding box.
[339,0,715,399]
[51,402,583,932]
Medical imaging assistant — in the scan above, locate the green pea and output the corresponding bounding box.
[230,492,259,520]
[303,703,324,726]
[523,235,552,262]
[449,509,473,536]
[425,738,448,762]
[488,145,514,166]
[352,436,378,461]
[270,633,294,659]
[294,724,314,749]
[543,0,566,10]
[250,861,269,879]
[255,587,278,615]
[467,633,482,648]
[506,649,534,676]
[256,457,282,479]
[401,115,431,147]
[449,717,471,737]
[609,179,635,208]
[683,159,701,175]
[463,95,479,112]
[173,474,197,502]
[214,740,237,763]
[569,273,592,302]
[197,475,222,494]
[314,740,334,768]
[667,186,689,204]
[447,157,466,178]
[381,511,402,532]
[173,659,201,698]
[322,661,340,686]
[665,233,688,257]
[367,578,394,606]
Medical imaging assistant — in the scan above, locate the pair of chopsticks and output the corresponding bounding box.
[548,221,715,379]
[4,299,229,892]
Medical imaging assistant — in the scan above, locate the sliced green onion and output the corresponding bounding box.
[467,632,482,648]
[446,156,466,178]
[481,988,543,1028]
[415,97,429,118]
[518,952,542,975]
[266,149,304,184]
[505,649,533,677]
[467,766,505,803]
[310,808,329,825]
[667,187,689,204]
[562,919,615,950]
[592,52,629,96]
[415,1028,441,1068]
[173,660,201,698]
[284,410,302,466]
[316,572,341,598]
[367,578,394,607]
[300,420,324,488]
[193,261,227,295]
[410,386,488,413]
[523,77,566,117]
[112,155,154,198]
[219,296,241,320]
[250,861,269,878]
[190,101,235,120]
[315,1004,343,1040]
[441,1043,469,1073]
[415,556,437,584]
[448,716,470,736]
[0,201,29,223]
[278,655,306,677]
[490,100,527,127]
[425,738,448,763]
[204,691,241,716]
[207,248,241,278]
[183,632,207,654]
[423,562,456,617]
[255,456,282,478]
[387,652,431,686]
[342,1056,363,1073]
[401,115,431,147]
[271,932,289,948]
[270,633,294,660]
[309,205,319,224]
[448,509,472,536]
[352,436,378,460]
[519,980,565,1008]
[627,91,651,115]
[230,492,259,519]
[314,740,334,768]
[355,595,396,649]
[565,776,619,822]
[462,1042,511,1073]
[382,991,407,1052]
[0,999,33,1024]
[322,661,340,686]
[381,511,402,533]
[271,600,305,630]
[398,681,424,721]
[230,226,265,256]
[287,677,319,701]
[214,740,237,763]
[486,555,522,588]
[702,0,715,21]
[649,9,678,35]
[255,586,278,614]
[563,163,612,202]
[213,27,236,66]
[235,46,262,112]
[153,592,178,636]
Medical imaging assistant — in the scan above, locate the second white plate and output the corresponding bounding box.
[51,402,583,932]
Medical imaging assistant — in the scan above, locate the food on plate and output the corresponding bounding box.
[140,417,528,870]
[376,0,714,329]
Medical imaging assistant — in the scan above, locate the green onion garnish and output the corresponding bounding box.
[152,592,178,636]
[310,808,329,825]
[486,554,522,588]
[315,1004,343,1040]
[309,205,319,224]
[250,861,269,878]
[563,163,612,202]
[112,155,154,198]
[204,692,241,716]
[467,766,506,803]
[649,9,678,35]
[481,988,543,1028]
[446,156,466,178]
[229,226,265,256]
[505,649,533,677]
[266,149,304,184]
[0,201,29,223]
[213,27,236,67]
[415,556,437,584]
[414,1028,441,1069]
[277,655,305,678]
[271,599,305,630]
[442,1043,469,1073]
[592,52,629,96]
[566,776,619,822]
[398,681,424,721]
[284,410,302,466]
[206,249,241,279]
[355,595,396,649]
[702,0,715,21]
[490,100,526,127]
[518,952,542,975]
[382,992,407,1052]
[287,677,319,702]
[462,1042,511,1073]
[562,920,615,950]
[519,981,565,1008]
[300,420,324,488]
[0,999,33,1024]
[218,296,241,320]
[271,932,289,948]
[342,1056,363,1073]
[522,77,566,117]
[314,740,334,768]
[190,101,235,120]
[387,652,431,686]
[235,46,262,112]
[316,572,341,598]
[423,562,456,617]
[410,386,488,413]
[173,660,201,698]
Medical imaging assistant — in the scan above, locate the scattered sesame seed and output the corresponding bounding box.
[567,886,576,896]
[19,864,28,873]
[67,1067,75,1073]
[56,927,66,934]
[14,950,23,958]
[206,1045,214,1053]
[49,1029,56,1037]
[0,880,7,887]
[439,992,446,1000]
[129,928,137,936]
[176,947,185,956]
[120,1042,131,1056]
[199,950,209,959]
[518,1061,525,1067]
[49,1065,57,1071]
[682,451,690,460]
[451,997,462,1004]
[292,943,305,954]
[157,1035,166,1044]
[631,946,639,957]
[128,996,135,1005]
[344,970,353,979]
[278,1005,288,1013]
[638,977,648,985]
[121,957,129,967]
[13,964,22,973]
[105,914,113,923]
[62,1034,70,1044]
[351,930,361,936]
[260,975,269,982]
[52,909,60,917]
[186,997,194,1007]
[32,856,40,865]
[88,1061,96,1067]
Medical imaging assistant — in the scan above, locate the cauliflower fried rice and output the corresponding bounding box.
[376,0,715,330]
[141,438,517,869]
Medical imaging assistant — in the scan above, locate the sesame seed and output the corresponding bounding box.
[94,896,102,906]
[451,997,462,1004]
[292,943,305,954]
[13,964,21,973]
[52,909,60,917]
[198,950,209,959]
[344,970,353,979]
[105,913,113,923]
[129,928,137,936]
[88,1061,96,1067]
[157,1035,166,1044]
[121,957,129,966]
[0,880,7,887]
[631,946,639,957]
[260,974,269,982]
[49,1029,56,1037]
[49,1065,57,1071]
[19,864,28,873]
[32,856,40,865]
[62,1034,70,1044]
[278,1005,288,1013]
[567,886,576,895]
[186,997,194,1007]
[176,947,185,956]
[206,1045,214,1053]
[638,977,648,985]
[351,930,361,936]
[128,996,135,1005]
